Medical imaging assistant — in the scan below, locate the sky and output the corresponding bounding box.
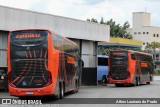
[0,0,160,27]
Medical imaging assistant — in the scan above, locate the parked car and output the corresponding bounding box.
[0,70,8,91]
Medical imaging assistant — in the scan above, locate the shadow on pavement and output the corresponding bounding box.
[16,91,76,104]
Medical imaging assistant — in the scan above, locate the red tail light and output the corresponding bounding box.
[8,72,13,83]
[127,72,131,78]
[8,72,16,87]
[48,71,52,83]
[44,71,52,87]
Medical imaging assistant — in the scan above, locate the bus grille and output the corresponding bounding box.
[109,56,129,80]
[10,59,49,88]
[109,66,129,80]
[11,59,47,77]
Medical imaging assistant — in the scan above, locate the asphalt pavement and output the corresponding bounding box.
[0,76,160,107]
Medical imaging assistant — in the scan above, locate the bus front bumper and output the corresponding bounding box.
[108,78,132,84]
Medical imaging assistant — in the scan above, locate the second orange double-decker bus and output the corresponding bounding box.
[108,50,153,87]
[7,29,83,99]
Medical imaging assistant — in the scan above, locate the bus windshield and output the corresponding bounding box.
[110,51,128,65]
[110,51,128,57]
[98,57,108,66]
[10,30,48,60]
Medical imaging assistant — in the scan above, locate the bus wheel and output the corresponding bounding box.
[150,75,152,81]
[146,82,150,84]
[59,82,64,99]
[115,84,122,87]
[73,80,79,93]
[102,75,107,84]
[136,77,140,86]
[115,84,119,87]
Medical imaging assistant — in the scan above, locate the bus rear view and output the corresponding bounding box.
[108,50,130,86]
[8,29,82,99]
[108,50,153,87]
[8,30,52,96]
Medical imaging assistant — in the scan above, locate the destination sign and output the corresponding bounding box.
[16,34,41,38]
[111,51,127,56]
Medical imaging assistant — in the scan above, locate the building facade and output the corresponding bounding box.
[127,12,160,61]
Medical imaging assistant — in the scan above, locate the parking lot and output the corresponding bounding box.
[0,76,160,105]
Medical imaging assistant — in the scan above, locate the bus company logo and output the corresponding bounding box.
[16,34,41,38]
[2,99,11,104]
[22,81,27,86]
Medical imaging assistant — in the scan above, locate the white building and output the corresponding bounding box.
[128,12,160,60]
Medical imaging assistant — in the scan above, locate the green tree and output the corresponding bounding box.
[123,21,130,29]
[145,42,160,61]
[86,19,90,22]
[100,17,105,24]
[106,19,132,39]
[145,43,152,52]
[91,18,98,23]
[87,18,132,39]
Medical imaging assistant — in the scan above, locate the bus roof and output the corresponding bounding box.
[10,28,50,32]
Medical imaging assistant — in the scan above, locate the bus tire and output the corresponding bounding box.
[76,80,79,92]
[74,80,79,93]
[136,77,140,86]
[133,78,136,86]
[150,75,152,81]
[102,75,107,84]
[59,82,64,99]
[115,84,123,87]
[146,82,150,84]
[115,84,120,87]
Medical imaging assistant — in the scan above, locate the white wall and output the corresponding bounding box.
[0,6,110,42]
[133,12,150,28]
[0,31,8,67]
[81,40,97,67]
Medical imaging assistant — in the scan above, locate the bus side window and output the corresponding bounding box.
[131,54,135,60]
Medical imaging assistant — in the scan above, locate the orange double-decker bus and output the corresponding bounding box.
[108,50,153,87]
[7,29,83,99]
